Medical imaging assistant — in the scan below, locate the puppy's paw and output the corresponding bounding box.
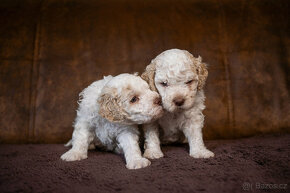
[126,158,151,169]
[190,149,214,159]
[61,149,88,161]
[143,148,164,159]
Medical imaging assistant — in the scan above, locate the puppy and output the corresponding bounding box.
[61,73,163,169]
[141,49,214,159]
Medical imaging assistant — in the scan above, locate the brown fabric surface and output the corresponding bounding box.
[0,0,289,143]
[0,134,289,193]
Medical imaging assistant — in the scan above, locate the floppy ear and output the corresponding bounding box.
[195,56,208,90]
[98,93,126,123]
[188,54,208,90]
[141,61,158,92]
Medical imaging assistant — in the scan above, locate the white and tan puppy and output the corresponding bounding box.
[141,49,214,159]
[61,73,163,169]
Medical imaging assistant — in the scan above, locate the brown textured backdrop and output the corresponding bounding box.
[0,0,289,143]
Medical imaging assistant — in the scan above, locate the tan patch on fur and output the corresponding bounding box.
[125,85,132,91]
[98,92,127,122]
[197,60,208,90]
[186,51,208,90]
[141,62,158,92]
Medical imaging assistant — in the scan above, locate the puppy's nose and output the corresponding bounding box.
[173,98,185,106]
[154,97,162,106]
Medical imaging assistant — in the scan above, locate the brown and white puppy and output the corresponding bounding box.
[141,49,214,159]
[61,73,163,169]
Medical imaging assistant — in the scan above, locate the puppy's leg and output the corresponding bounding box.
[117,130,151,169]
[61,121,94,161]
[183,115,214,158]
[143,122,164,159]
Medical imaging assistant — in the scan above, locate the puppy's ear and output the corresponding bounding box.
[196,56,208,90]
[98,92,126,123]
[188,54,208,90]
[141,61,158,92]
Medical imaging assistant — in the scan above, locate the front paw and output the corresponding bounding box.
[126,158,151,169]
[61,149,88,161]
[190,149,214,158]
[143,148,164,159]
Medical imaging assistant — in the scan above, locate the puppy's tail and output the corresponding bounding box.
[64,139,72,147]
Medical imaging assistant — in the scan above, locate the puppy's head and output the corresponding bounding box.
[98,74,163,125]
[141,49,208,113]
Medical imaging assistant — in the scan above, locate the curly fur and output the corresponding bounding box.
[187,54,208,90]
[98,92,127,122]
[141,62,157,92]
[141,49,214,159]
[61,73,163,169]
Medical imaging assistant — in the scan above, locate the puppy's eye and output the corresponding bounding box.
[130,96,139,103]
[160,82,168,87]
[185,80,193,84]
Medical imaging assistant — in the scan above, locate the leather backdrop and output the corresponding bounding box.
[0,0,289,143]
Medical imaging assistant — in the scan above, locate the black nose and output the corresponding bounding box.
[173,98,185,106]
[154,97,162,106]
